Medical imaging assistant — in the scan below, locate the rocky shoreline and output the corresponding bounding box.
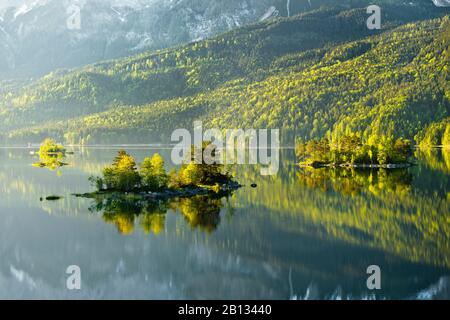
[73,181,243,201]
[300,162,415,169]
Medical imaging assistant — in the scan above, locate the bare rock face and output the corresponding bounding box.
[0,0,447,79]
[0,0,299,78]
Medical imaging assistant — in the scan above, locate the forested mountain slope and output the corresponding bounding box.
[1,2,449,145]
[4,0,435,79]
[0,0,319,79]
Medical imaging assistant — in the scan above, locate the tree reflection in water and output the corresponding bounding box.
[89,194,228,235]
[33,151,68,171]
[297,167,413,197]
[91,168,416,236]
[178,196,222,233]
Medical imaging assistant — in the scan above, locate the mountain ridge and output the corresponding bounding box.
[0,0,446,79]
[0,2,449,145]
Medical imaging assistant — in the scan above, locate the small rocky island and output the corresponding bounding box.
[296,134,415,169]
[75,143,242,201]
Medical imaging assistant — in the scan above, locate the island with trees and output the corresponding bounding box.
[296,134,415,168]
[75,143,241,202]
[32,138,68,170]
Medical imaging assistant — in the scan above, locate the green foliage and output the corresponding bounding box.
[443,123,450,148]
[418,118,450,147]
[174,142,231,188]
[140,154,168,191]
[89,176,105,191]
[1,7,449,146]
[102,150,141,191]
[95,146,230,192]
[33,138,67,170]
[179,162,202,186]
[38,138,65,155]
[297,134,413,165]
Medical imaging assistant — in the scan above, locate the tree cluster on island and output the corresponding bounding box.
[32,138,68,170]
[88,143,236,195]
[296,133,414,168]
[38,138,66,155]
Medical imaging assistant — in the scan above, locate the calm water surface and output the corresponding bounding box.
[0,147,449,299]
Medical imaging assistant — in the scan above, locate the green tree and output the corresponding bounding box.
[140,153,168,191]
[89,176,104,191]
[180,162,202,186]
[392,138,413,163]
[102,150,140,191]
[39,138,65,155]
[179,142,229,186]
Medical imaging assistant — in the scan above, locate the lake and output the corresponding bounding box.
[0,147,448,299]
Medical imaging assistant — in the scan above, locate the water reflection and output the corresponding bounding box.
[0,147,448,299]
[89,194,231,235]
[32,151,68,171]
[236,155,450,269]
[297,167,413,196]
[416,148,450,175]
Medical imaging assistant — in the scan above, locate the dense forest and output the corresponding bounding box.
[0,2,449,146]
